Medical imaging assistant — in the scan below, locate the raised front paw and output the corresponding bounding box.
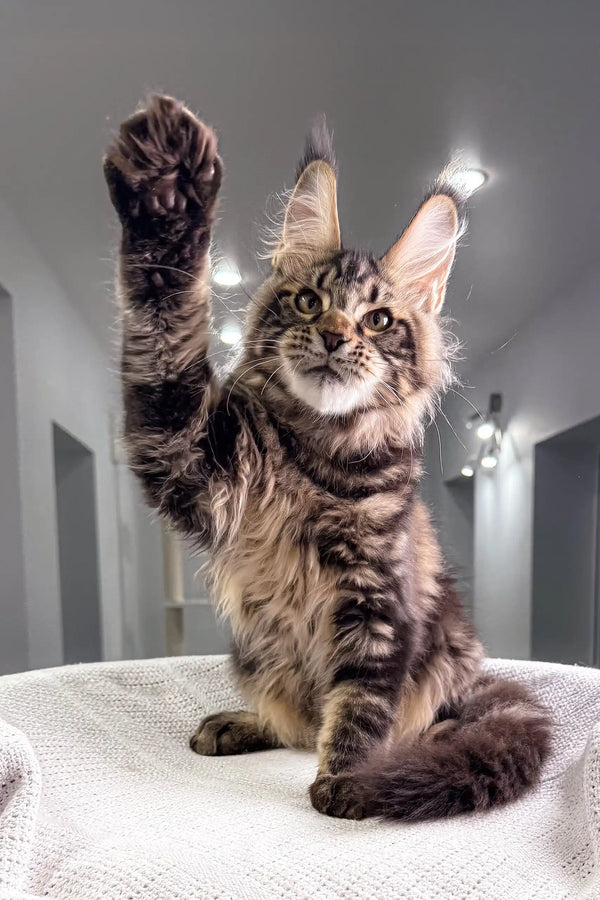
[309,773,372,820]
[189,710,276,756]
[103,94,222,232]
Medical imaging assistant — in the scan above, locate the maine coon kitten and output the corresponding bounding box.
[103,95,551,821]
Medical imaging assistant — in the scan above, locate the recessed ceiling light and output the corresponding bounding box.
[449,168,488,196]
[220,321,243,346]
[213,265,242,287]
[461,464,475,478]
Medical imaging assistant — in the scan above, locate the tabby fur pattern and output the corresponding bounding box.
[103,95,551,821]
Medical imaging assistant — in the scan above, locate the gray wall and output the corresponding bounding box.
[0,198,126,668]
[1,199,230,670]
[182,548,231,655]
[115,460,164,659]
[116,462,229,659]
[0,286,29,674]
[424,265,600,659]
[184,606,231,656]
[421,467,475,615]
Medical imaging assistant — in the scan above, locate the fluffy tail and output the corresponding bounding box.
[357,678,552,822]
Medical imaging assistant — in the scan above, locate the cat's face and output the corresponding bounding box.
[251,250,448,417]
[241,145,464,433]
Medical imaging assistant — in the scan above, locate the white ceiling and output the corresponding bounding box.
[1,0,599,366]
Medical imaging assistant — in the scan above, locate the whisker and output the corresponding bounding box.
[374,387,396,415]
[125,262,196,280]
[447,387,483,419]
[434,401,467,451]
[260,362,287,396]
[379,380,403,407]
[348,438,378,465]
[225,356,276,413]
[432,418,444,477]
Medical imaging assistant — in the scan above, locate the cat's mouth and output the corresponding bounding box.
[305,363,343,382]
[304,363,342,381]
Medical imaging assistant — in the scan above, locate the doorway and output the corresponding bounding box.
[53,423,102,664]
[443,476,475,616]
[532,416,600,666]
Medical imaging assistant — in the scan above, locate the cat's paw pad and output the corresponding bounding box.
[309,773,371,820]
[103,94,222,225]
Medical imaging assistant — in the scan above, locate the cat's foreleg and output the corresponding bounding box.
[103,95,226,535]
[310,590,411,819]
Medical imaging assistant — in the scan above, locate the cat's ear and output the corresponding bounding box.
[272,122,341,269]
[272,161,341,269]
[381,193,463,314]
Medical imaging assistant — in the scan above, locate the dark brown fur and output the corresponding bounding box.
[103,95,552,822]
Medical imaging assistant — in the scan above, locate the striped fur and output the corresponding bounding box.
[103,96,552,821]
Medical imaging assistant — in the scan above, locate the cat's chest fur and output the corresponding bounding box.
[208,468,410,746]
[212,483,338,657]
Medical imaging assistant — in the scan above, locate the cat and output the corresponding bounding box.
[103,95,551,821]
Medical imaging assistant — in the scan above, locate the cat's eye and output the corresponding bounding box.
[363,309,393,332]
[295,289,322,315]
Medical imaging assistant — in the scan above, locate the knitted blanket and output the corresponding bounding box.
[0,655,599,899]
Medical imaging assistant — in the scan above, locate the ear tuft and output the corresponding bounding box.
[428,159,470,234]
[295,115,337,181]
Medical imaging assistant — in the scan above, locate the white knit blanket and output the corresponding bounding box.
[0,656,599,899]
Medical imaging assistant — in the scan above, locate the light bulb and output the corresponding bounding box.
[220,321,243,345]
[213,266,242,287]
[481,454,498,470]
[461,464,475,478]
[476,421,495,441]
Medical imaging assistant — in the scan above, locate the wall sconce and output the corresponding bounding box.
[467,393,502,440]
[462,393,503,476]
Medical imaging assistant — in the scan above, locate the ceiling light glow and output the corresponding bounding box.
[220,321,243,345]
[476,421,495,441]
[449,168,488,196]
[481,454,498,470]
[461,464,475,478]
[213,266,242,287]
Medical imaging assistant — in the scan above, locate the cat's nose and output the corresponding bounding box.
[321,331,348,353]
